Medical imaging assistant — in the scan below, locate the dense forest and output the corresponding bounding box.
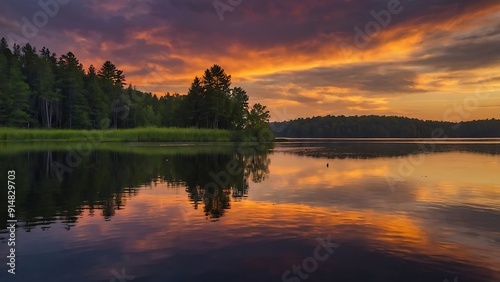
[271,115,500,138]
[0,38,270,131]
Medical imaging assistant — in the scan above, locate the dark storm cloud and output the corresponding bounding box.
[254,63,425,95]
[410,37,500,72]
[1,0,498,57]
[278,87,323,104]
[140,0,464,55]
[457,24,500,41]
[1,1,132,59]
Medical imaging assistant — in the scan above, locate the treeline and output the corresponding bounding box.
[0,38,270,131]
[271,115,500,138]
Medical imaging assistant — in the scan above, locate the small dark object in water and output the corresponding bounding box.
[327,163,329,168]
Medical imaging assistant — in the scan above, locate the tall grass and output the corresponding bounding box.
[0,127,233,142]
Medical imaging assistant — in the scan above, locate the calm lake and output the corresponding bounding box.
[1,140,499,282]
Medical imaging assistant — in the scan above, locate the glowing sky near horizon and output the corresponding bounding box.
[1,0,500,121]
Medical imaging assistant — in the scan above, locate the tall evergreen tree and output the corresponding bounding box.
[34,56,59,128]
[229,87,249,130]
[184,77,204,127]
[58,52,90,129]
[85,65,109,128]
[1,57,31,127]
[0,45,10,124]
[98,61,125,86]
[98,61,126,128]
[0,38,8,52]
[202,65,231,129]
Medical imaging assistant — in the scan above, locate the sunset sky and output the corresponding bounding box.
[1,0,500,121]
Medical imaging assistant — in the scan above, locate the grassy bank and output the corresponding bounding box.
[0,127,234,142]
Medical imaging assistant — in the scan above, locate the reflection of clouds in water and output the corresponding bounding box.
[2,142,500,281]
[418,204,500,245]
[250,149,500,279]
[91,198,500,281]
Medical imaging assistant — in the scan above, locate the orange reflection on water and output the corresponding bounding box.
[66,148,500,280]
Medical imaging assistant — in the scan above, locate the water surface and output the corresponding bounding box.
[0,140,499,282]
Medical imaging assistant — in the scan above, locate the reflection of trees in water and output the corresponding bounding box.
[167,146,272,220]
[202,187,231,220]
[0,150,148,231]
[0,145,272,230]
[245,153,271,183]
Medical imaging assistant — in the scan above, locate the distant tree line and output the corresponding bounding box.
[271,115,500,138]
[0,38,270,131]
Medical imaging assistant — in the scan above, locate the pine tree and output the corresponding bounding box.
[98,61,126,128]
[2,58,31,127]
[34,56,59,128]
[229,87,249,130]
[0,50,9,124]
[202,65,231,129]
[58,52,90,129]
[85,65,109,128]
[184,77,204,127]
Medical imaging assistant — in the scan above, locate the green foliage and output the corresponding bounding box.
[178,65,251,130]
[57,52,90,129]
[85,65,109,128]
[0,56,31,127]
[0,127,233,142]
[247,103,270,129]
[229,87,249,130]
[0,39,270,140]
[98,60,125,86]
[203,64,232,129]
